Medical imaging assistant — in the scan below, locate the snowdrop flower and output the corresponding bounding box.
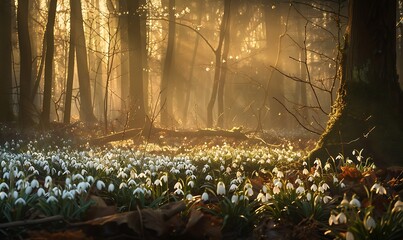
[266,193,272,200]
[294,178,302,185]
[323,195,332,204]
[96,180,105,190]
[273,186,280,195]
[349,197,361,208]
[310,184,318,192]
[314,158,322,167]
[133,187,144,195]
[119,182,128,189]
[371,183,387,195]
[44,176,52,188]
[108,183,115,192]
[257,192,267,202]
[87,176,95,184]
[46,196,58,203]
[216,181,226,195]
[346,231,354,240]
[186,194,193,201]
[14,197,26,205]
[30,179,39,188]
[229,183,238,191]
[160,175,168,183]
[62,191,74,200]
[392,200,403,213]
[187,181,195,188]
[3,171,10,181]
[277,171,284,178]
[340,182,346,188]
[205,175,213,181]
[37,188,46,197]
[245,187,254,197]
[117,171,128,179]
[296,186,305,195]
[25,186,33,195]
[364,215,376,231]
[77,182,90,193]
[322,182,330,191]
[174,188,184,195]
[336,212,347,224]
[201,192,209,202]
[340,196,349,207]
[0,191,7,200]
[306,192,312,201]
[274,179,282,188]
[231,194,239,204]
[286,182,294,190]
[73,173,84,181]
[324,162,331,171]
[154,179,162,186]
[128,179,137,186]
[174,181,183,190]
[12,191,18,199]
[328,214,337,225]
[333,176,339,183]
[0,182,9,190]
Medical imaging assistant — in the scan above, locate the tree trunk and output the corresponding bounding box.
[217,1,232,129]
[207,0,231,128]
[18,0,35,128]
[160,0,176,127]
[41,0,57,126]
[127,0,146,128]
[64,1,76,124]
[71,0,97,123]
[119,0,129,114]
[0,0,14,122]
[308,0,403,168]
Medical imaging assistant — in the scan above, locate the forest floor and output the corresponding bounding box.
[0,122,402,239]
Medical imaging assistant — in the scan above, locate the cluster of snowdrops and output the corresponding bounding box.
[0,136,402,239]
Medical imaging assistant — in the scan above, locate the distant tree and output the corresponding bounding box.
[71,0,97,123]
[207,0,231,128]
[119,0,129,114]
[18,0,36,127]
[0,0,14,122]
[308,0,403,168]
[64,0,76,124]
[41,0,58,126]
[127,0,147,128]
[160,0,176,127]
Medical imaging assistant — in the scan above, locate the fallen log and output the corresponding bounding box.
[90,127,249,145]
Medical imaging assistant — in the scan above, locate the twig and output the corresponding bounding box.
[273,97,321,135]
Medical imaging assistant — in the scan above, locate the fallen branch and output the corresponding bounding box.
[0,215,64,229]
[90,127,249,145]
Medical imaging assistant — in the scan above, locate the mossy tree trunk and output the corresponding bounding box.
[308,0,403,168]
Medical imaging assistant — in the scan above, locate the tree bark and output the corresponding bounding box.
[217,1,232,129]
[160,0,176,127]
[64,1,76,124]
[308,0,403,168]
[18,0,35,127]
[41,0,57,126]
[127,0,146,128]
[119,0,129,114]
[0,0,14,122]
[71,0,97,123]
[207,0,231,128]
